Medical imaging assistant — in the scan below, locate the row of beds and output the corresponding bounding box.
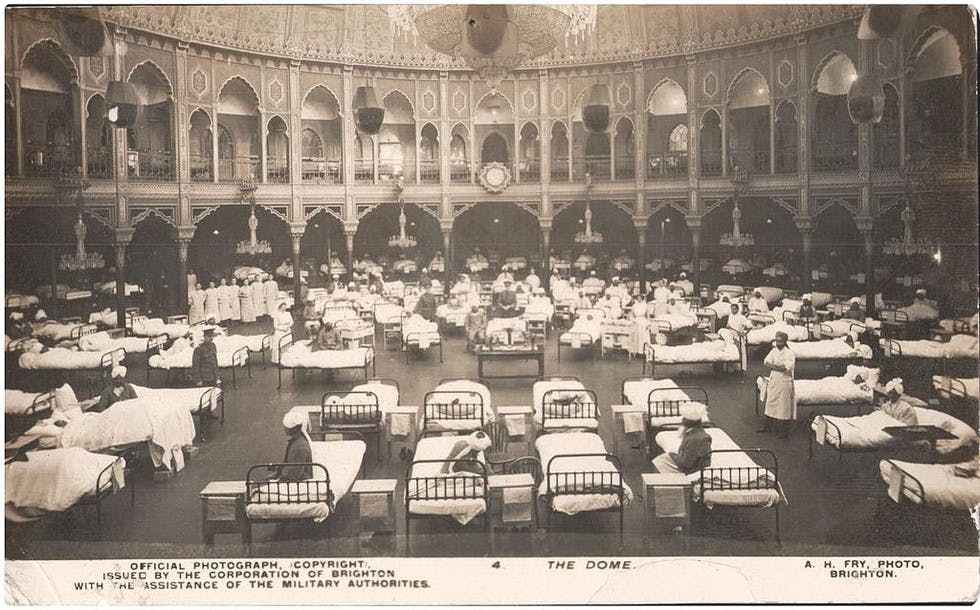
[553,284,979,380]
[227,376,787,545]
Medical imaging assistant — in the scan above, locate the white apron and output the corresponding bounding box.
[763,346,796,420]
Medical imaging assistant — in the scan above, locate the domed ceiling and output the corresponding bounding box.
[103,5,862,68]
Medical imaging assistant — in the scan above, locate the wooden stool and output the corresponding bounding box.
[641,473,691,534]
[351,479,398,536]
[488,473,536,531]
[496,406,535,455]
[200,481,248,544]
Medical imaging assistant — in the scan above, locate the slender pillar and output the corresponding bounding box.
[177,238,190,313]
[636,230,647,296]
[539,220,552,292]
[442,229,452,284]
[345,231,355,281]
[795,216,813,292]
[290,231,303,307]
[855,215,876,317]
[114,227,134,329]
[50,249,59,319]
[686,216,703,298]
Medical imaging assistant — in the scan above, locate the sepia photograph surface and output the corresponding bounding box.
[3,2,979,604]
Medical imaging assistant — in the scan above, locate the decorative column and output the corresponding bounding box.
[111,28,130,184]
[635,218,648,294]
[439,72,450,184]
[539,70,551,184]
[12,65,23,175]
[344,221,358,281]
[633,61,646,185]
[855,215,875,317]
[114,227,134,328]
[289,223,305,307]
[176,225,195,314]
[288,60,303,186]
[686,215,703,298]
[794,216,813,292]
[539,217,552,291]
[440,218,454,280]
[175,42,192,184]
[342,66,355,186]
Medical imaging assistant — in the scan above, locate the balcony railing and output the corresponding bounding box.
[190,154,212,182]
[86,147,113,179]
[128,150,175,181]
[873,133,900,169]
[551,156,569,182]
[700,150,722,177]
[910,130,962,159]
[648,152,689,178]
[379,163,414,184]
[614,155,634,180]
[733,149,770,174]
[450,161,471,183]
[574,156,611,181]
[775,147,798,173]
[354,159,373,184]
[218,155,260,182]
[812,142,858,172]
[519,159,540,182]
[419,159,440,183]
[266,159,289,183]
[301,158,342,183]
[23,146,78,177]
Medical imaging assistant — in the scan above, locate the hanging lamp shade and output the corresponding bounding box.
[353,85,384,135]
[55,7,112,56]
[105,81,142,129]
[857,5,920,40]
[847,75,885,125]
[463,5,510,56]
[582,84,611,133]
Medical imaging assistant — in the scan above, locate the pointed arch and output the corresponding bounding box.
[907,25,963,72]
[301,84,341,118]
[381,89,415,121]
[811,50,857,94]
[646,78,688,116]
[20,39,78,83]
[726,67,771,108]
[126,60,174,100]
[217,75,260,111]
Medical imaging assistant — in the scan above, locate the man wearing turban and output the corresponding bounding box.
[92,365,137,412]
[652,403,712,475]
[442,431,492,475]
[278,411,314,481]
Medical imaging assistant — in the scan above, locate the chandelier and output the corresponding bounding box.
[56,169,104,272]
[882,203,936,257]
[389,203,417,249]
[719,201,755,248]
[392,5,597,88]
[236,179,272,256]
[574,200,603,245]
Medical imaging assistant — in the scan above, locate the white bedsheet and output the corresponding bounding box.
[373,302,405,325]
[788,339,862,360]
[130,384,220,414]
[403,315,440,348]
[351,382,400,412]
[19,347,123,370]
[436,304,469,326]
[933,376,980,400]
[425,380,493,430]
[78,332,150,354]
[622,379,687,407]
[5,448,124,514]
[747,322,810,346]
[279,342,371,369]
[148,338,246,369]
[532,380,594,427]
[89,309,120,328]
[536,432,632,515]
[32,322,85,343]
[651,313,697,332]
[131,317,191,339]
[783,376,873,405]
[407,436,487,525]
[650,340,740,364]
[879,460,980,510]
[813,407,976,454]
[5,389,53,416]
[883,335,979,359]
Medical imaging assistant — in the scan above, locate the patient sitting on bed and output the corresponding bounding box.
[90,366,137,413]
[652,404,711,475]
[441,431,491,475]
[277,412,313,481]
[310,321,342,351]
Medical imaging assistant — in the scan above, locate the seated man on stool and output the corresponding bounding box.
[652,403,712,475]
[465,305,487,350]
[495,279,519,318]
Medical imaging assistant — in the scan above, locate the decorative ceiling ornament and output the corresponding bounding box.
[389,203,418,249]
[582,82,611,133]
[479,161,511,193]
[353,84,384,135]
[236,179,272,256]
[393,5,596,89]
[720,168,754,249]
[848,75,885,125]
[56,169,105,272]
[574,174,603,245]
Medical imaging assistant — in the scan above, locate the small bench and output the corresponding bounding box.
[200,480,248,544]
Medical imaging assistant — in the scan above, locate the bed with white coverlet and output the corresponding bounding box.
[5,389,53,416]
[878,459,980,510]
[436,303,469,327]
[815,318,879,338]
[621,378,709,429]
[650,312,697,333]
[148,337,246,369]
[655,428,783,508]
[559,314,604,346]
[89,309,120,328]
[31,322,87,343]
[5,448,126,519]
[78,331,153,353]
[128,384,221,414]
[426,380,494,430]
[245,439,366,523]
[279,341,372,369]
[25,396,195,471]
[406,435,487,525]
[18,346,124,370]
[536,432,632,515]
[130,317,191,339]
[747,322,810,345]
[532,379,598,430]
[787,338,865,360]
[881,335,979,359]
[932,375,980,400]
[5,383,80,417]
[373,302,405,325]
[403,315,440,348]
[648,337,741,363]
[811,407,977,453]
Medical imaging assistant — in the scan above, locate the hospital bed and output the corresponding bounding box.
[5,389,56,441]
[557,308,606,364]
[786,338,869,374]
[648,312,699,344]
[221,333,273,368]
[316,390,385,461]
[125,313,196,340]
[373,300,407,351]
[76,330,161,357]
[401,312,443,362]
[533,377,599,433]
[276,331,376,389]
[436,302,470,332]
[32,321,98,344]
[243,436,367,543]
[536,432,631,541]
[5,448,134,535]
[654,428,783,540]
[404,435,490,549]
[147,336,249,388]
[756,370,878,420]
[809,404,977,465]
[128,384,224,442]
[878,459,980,512]
[5,292,40,310]
[879,335,979,378]
[16,346,124,393]
[618,377,711,456]
[423,379,493,435]
[642,331,746,377]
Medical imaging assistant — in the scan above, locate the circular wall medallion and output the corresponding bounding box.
[479,162,511,193]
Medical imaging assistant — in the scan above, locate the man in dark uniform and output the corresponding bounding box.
[278,411,313,481]
[191,327,221,386]
[91,365,138,412]
[414,289,438,322]
[495,279,518,318]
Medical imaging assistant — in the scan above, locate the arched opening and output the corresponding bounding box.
[188,109,213,181]
[812,205,864,292]
[647,80,689,178]
[551,121,570,181]
[519,122,540,182]
[265,115,289,183]
[699,110,722,176]
[812,52,858,171]
[613,117,634,180]
[355,204,442,273]
[701,198,800,283]
[480,132,509,165]
[449,124,470,183]
[190,206,289,281]
[908,28,963,155]
[552,202,635,278]
[419,123,439,183]
[20,41,76,177]
[475,93,514,173]
[727,70,771,174]
[216,77,260,181]
[127,214,177,315]
[381,91,416,183]
[645,206,690,278]
[85,94,112,178]
[353,134,374,183]
[301,211,346,281]
[5,85,15,175]
[454,204,541,275]
[300,86,342,183]
[873,84,900,168]
[571,90,610,181]
[774,101,798,173]
[127,62,174,181]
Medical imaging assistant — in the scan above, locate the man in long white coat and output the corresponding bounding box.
[264,275,279,318]
[251,274,265,320]
[229,279,242,323]
[203,281,220,323]
[759,330,795,438]
[188,283,206,324]
[239,279,256,324]
[218,278,235,323]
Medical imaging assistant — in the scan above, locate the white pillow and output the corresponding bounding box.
[54,384,78,411]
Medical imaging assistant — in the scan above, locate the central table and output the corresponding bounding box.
[474,346,545,379]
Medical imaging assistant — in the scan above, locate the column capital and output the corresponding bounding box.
[176,225,196,242]
[793,215,814,233]
[288,221,306,239]
[538,217,553,232]
[114,227,135,245]
[684,215,703,231]
[854,214,874,234]
[632,216,649,231]
[343,220,359,235]
[439,219,454,233]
